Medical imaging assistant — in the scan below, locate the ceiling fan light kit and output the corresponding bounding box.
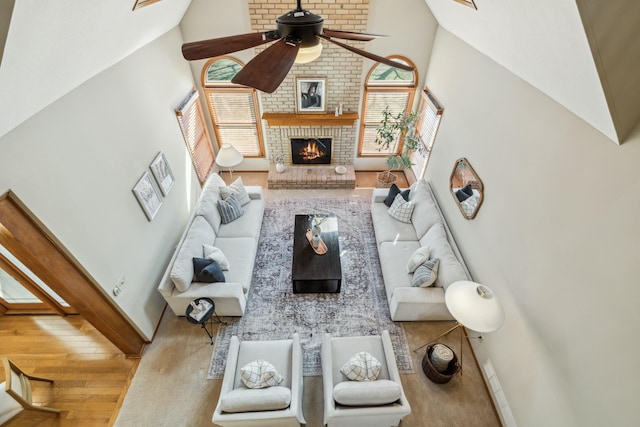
[181,0,414,93]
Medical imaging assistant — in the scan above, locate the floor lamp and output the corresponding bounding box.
[414,280,505,375]
[215,144,243,180]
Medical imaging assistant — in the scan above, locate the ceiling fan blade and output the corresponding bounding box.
[322,28,387,42]
[317,34,414,71]
[182,31,278,61]
[231,38,301,93]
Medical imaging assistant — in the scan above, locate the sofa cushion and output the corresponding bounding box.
[192,258,225,283]
[333,380,402,406]
[371,203,417,244]
[406,246,430,273]
[217,194,244,224]
[170,216,216,292]
[378,241,420,301]
[408,179,443,240]
[341,351,382,381]
[213,237,258,293]
[419,222,468,289]
[219,386,291,413]
[220,176,251,206]
[216,198,264,239]
[195,174,226,233]
[240,359,284,389]
[203,244,230,270]
[383,184,410,207]
[387,194,414,223]
[411,258,440,288]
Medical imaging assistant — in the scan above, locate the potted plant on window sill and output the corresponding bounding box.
[374,107,424,188]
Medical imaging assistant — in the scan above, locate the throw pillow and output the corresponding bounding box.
[406,246,431,274]
[240,360,284,389]
[340,351,382,381]
[217,193,244,224]
[192,258,225,283]
[203,244,230,270]
[455,188,471,202]
[387,193,414,224]
[411,258,440,288]
[383,184,410,207]
[219,177,251,206]
[461,183,473,197]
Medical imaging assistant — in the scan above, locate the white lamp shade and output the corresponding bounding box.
[445,280,505,333]
[215,144,244,168]
[294,43,323,64]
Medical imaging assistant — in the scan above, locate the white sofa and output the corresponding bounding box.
[371,179,471,321]
[157,173,264,317]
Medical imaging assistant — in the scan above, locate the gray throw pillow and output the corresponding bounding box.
[217,193,244,224]
[411,258,440,288]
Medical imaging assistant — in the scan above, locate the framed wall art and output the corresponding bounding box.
[132,172,162,221]
[149,151,175,196]
[295,77,326,113]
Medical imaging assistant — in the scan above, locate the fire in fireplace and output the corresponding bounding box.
[291,138,332,165]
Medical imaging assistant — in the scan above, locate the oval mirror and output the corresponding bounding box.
[450,158,484,219]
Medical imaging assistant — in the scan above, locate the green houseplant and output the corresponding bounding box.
[374,107,424,187]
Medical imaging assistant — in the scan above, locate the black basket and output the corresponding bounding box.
[421,344,460,384]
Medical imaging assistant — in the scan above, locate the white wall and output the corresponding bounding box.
[424,28,640,426]
[0,27,200,340]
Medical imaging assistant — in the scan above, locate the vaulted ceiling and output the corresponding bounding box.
[0,0,638,143]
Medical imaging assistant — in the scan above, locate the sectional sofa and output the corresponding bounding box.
[371,179,471,321]
[157,173,264,317]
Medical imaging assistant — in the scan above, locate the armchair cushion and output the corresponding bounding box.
[219,386,291,413]
[333,380,402,406]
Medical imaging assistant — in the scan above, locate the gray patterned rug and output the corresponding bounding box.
[207,196,413,378]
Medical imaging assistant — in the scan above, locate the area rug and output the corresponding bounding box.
[207,196,414,378]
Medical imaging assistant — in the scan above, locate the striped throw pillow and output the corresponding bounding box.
[219,177,251,206]
[217,193,244,224]
[411,258,440,288]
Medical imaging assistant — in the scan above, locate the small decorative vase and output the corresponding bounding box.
[312,225,321,248]
[275,162,285,173]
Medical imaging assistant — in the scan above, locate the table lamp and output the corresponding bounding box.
[215,144,243,179]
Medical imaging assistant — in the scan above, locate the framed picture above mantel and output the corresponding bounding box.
[295,77,326,113]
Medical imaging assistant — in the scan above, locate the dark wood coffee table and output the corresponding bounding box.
[292,214,342,293]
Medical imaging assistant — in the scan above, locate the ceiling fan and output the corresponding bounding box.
[181,0,414,93]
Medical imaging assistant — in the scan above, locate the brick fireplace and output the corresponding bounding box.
[247,0,370,189]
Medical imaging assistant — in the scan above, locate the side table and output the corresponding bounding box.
[185,297,225,345]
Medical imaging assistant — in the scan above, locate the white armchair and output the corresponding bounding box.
[321,330,411,427]
[212,334,306,427]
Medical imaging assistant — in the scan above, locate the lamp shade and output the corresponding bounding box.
[445,281,505,333]
[215,144,243,168]
[294,42,323,64]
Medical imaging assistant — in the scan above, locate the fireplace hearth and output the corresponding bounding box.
[291,138,332,165]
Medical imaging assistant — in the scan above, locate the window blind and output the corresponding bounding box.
[176,89,214,185]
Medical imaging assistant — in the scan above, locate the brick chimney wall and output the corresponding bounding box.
[248,0,370,166]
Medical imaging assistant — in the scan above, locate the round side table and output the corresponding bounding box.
[185,297,225,345]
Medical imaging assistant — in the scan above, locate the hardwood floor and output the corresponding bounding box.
[0,315,138,427]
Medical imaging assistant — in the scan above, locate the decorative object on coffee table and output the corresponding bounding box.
[414,281,504,374]
[185,297,225,345]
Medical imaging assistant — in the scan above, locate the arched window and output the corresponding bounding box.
[202,57,264,157]
[358,56,418,157]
